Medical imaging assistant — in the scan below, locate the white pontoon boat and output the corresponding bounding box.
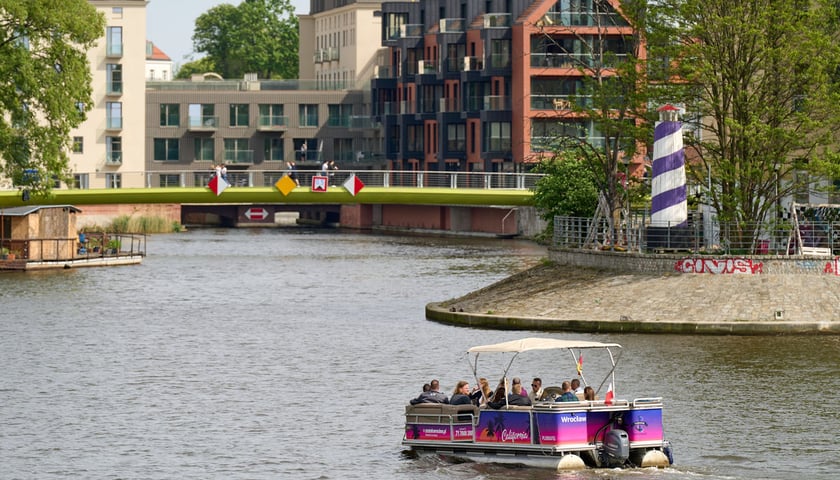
[402,337,673,471]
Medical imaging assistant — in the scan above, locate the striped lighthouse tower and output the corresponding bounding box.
[650,104,687,227]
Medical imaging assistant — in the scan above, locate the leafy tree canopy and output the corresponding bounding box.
[532,151,600,222]
[0,0,105,193]
[190,0,299,80]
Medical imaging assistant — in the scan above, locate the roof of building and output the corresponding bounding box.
[146,41,171,61]
[0,205,81,217]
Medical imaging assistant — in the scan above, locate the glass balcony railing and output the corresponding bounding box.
[106,117,122,130]
[105,152,122,165]
[483,13,511,28]
[400,24,424,38]
[540,12,630,27]
[223,150,254,164]
[439,18,465,33]
[484,95,510,111]
[258,115,288,128]
[188,115,219,129]
[106,82,123,96]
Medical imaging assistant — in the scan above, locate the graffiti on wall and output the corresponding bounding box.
[674,258,763,275]
[823,258,840,275]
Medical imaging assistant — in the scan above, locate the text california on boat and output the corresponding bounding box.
[402,337,674,471]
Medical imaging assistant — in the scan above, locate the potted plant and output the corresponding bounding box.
[106,239,121,254]
[1,247,8,260]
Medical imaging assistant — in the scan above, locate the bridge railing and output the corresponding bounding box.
[75,170,543,190]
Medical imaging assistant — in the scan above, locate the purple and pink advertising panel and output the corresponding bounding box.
[405,423,475,441]
[475,411,532,444]
[626,408,664,442]
[535,411,588,445]
[586,411,613,442]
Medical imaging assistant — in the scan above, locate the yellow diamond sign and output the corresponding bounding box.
[275,175,297,196]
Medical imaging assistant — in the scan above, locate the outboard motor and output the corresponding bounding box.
[600,429,629,467]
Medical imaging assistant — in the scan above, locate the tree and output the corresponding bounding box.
[175,57,218,80]
[532,0,653,245]
[532,150,600,222]
[648,0,840,231]
[0,0,105,193]
[191,0,299,80]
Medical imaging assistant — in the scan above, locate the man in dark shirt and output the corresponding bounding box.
[409,379,449,404]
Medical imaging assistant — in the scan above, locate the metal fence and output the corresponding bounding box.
[553,214,839,255]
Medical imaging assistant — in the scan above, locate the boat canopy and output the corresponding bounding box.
[467,337,621,354]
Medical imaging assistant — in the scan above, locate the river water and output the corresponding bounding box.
[1,228,838,480]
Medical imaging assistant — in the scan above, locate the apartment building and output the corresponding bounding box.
[70,0,148,189]
[371,0,642,178]
[145,41,173,82]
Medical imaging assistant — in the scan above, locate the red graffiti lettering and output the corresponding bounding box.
[674,258,762,275]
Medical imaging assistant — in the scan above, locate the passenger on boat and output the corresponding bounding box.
[555,381,579,402]
[528,377,544,402]
[583,386,596,401]
[450,381,473,405]
[409,379,449,404]
[470,377,493,406]
[509,379,532,406]
[571,378,584,394]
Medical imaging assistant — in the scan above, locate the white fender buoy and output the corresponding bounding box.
[556,454,585,471]
[640,449,670,468]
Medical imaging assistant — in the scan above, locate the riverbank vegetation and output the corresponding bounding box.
[81,215,183,234]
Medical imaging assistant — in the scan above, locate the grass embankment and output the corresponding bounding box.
[81,215,183,234]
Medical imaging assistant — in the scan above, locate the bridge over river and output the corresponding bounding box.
[0,170,543,236]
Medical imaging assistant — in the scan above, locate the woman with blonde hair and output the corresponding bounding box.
[470,377,493,406]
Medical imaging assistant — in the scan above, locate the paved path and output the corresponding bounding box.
[427,264,840,334]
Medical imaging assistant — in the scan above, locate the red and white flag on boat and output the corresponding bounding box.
[604,382,614,405]
[576,353,583,376]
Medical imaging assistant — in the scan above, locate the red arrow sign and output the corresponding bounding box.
[245,207,269,221]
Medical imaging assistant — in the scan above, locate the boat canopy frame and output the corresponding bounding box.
[465,337,623,408]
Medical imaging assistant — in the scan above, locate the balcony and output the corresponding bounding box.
[106,82,123,96]
[483,13,511,28]
[257,115,288,131]
[539,11,629,27]
[106,44,123,58]
[223,150,254,164]
[439,18,465,34]
[484,95,510,111]
[399,24,424,38]
[313,47,340,64]
[462,56,483,71]
[348,116,381,130]
[188,115,219,131]
[106,117,122,131]
[105,152,122,165]
[417,60,437,75]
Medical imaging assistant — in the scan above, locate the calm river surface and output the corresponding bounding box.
[1,228,838,480]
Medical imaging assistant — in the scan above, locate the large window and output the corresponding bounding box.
[229,104,249,127]
[105,173,121,189]
[327,104,351,127]
[194,138,214,162]
[224,138,252,163]
[189,104,217,128]
[264,138,284,161]
[154,138,180,161]
[486,122,511,152]
[106,26,123,57]
[106,136,122,164]
[299,104,318,127]
[259,104,285,128]
[72,137,83,154]
[106,64,122,95]
[446,123,466,151]
[106,102,122,129]
[160,104,179,127]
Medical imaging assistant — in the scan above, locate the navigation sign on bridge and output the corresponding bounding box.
[244,207,269,221]
[208,175,229,196]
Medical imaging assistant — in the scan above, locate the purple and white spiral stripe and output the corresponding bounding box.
[651,121,687,227]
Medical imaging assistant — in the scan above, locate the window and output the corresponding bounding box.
[486,122,511,151]
[154,138,180,161]
[258,104,285,127]
[194,172,214,187]
[160,104,180,127]
[194,138,214,161]
[489,39,511,68]
[106,26,123,57]
[299,104,318,127]
[106,136,122,164]
[112,7,123,19]
[447,123,466,151]
[224,138,252,163]
[407,125,423,152]
[229,104,249,127]
[106,64,122,94]
[106,102,122,129]
[328,104,351,127]
[72,137,83,154]
[264,137,284,161]
[105,173,122,189]
[189,103,216,127]
[73,174,89,189]
[159,174,181,187]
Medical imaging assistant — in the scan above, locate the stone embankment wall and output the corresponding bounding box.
[550,248,837,275]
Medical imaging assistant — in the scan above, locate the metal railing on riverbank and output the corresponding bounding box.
[553,214,838,256]
[1,233,146,262]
